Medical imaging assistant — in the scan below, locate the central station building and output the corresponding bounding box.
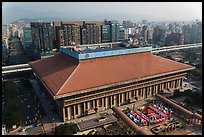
[29,44,194,122]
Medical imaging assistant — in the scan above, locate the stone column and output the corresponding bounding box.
[177,79,180,88]
[175,80,177,88]
[73,105,76,118]
[167,82,170,89]
[84,102,86,112]
[136,89,139,97]
[102,98,104,108]
[97,99,100,107]
[162,83,165,90]
[67,106,71,120]
[93,100,95,109]
[150,86,152,97]
[63,107,65,122]
[126,92,129,99]
[114,95,117,106]
[105,97,109,109]
[123,93,126,102]
[129,91,131,100]
[109,96,112,108]
[118,94,121,106]
[88,101,91,110]
[78,104,82,116]
[154,85,156,96]
[122,93,125,103]
[176,80,178,88]
[143,88,146,99]
[173,80,175,89]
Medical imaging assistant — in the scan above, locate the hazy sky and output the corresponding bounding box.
[2,2,202,24]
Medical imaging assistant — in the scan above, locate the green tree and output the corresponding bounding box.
[54,122,78,135]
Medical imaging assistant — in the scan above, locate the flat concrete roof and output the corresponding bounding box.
[76,114,117,132]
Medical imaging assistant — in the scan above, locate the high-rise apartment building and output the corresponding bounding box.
[165,32,184,46]
[190,22,202,43]
[118,25,125,41]
[81,21,102,45]
[102,21,125,43]
[22,27,32,48]
[52,20,125,47]
[53,21,62,50]
[23,27,40,60]
[147,27,154,44]
[153,26,165,44]
[102,24,111,42]
[53,21,102,47]
[62,22,82,46]
[182,24,191,44]
[30,22,53,54]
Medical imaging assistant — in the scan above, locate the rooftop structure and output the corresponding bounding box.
[60,44,152,60]
[77,114,117,132]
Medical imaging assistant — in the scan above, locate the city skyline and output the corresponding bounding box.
[2,2,202,24]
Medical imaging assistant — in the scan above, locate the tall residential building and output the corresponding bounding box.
[124,28,129,39]
[165,32,184,46]
[182,24,191,44]
[122,20,134,29]
[23,27,40,60]
[81,21,102,45]
[22,27,32,48]
[102,24,111,43]
[53,21,62,50]
[153,26,165,44]
[141,26,148,43]
[62,22,82,46]
[147,27,154,44]
[30,22,53,54]
[118,25,125,41]
[53,21,82,47]
[190,22,202,43]
[102,21,125,43]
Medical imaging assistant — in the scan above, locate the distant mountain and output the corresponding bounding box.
[9,13,166,25]
[11,17,64,25]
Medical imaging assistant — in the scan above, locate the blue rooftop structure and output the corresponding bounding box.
[60,46,152,60]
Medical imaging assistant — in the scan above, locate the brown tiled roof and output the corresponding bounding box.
[29,53,79,95]
[29,52,193,96]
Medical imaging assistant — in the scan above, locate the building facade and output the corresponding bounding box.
[22,27,40,60]
[81,21,102,45]
[190,22,202,44]
[30,22,53,54]
[102,21,125,43]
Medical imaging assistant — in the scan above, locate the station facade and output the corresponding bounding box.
[29,47,194,122]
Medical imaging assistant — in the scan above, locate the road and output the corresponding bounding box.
[7,37,28,65]
[30,80,62,126]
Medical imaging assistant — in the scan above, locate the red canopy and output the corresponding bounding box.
[144,108,153,114]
